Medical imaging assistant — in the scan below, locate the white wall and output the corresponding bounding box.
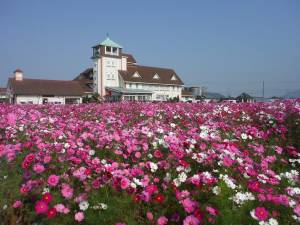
[125,82,182,100]
[121,56,127,71]
[15,96,82,104]
[102,56,121,89]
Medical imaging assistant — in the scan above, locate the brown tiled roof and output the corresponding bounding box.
[119,65,184,85]
[73,68,94,93]
[8,78,84,96]
[0,88,7,94]
[181,90,193,96]
[122,53,136,64]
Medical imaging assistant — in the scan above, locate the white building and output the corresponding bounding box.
[7,69,83,104]
[6,37,185,104]
[75,37,184,101]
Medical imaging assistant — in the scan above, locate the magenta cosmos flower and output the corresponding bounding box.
[35,200,49,214]
[47,174,59,186]
[254,207,269,221]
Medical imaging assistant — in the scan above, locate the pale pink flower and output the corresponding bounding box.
[183,215,199,225]
[75,211,84,222]
[12,200,22,208]
[157,216,168,225]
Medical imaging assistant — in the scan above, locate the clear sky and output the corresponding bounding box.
[0,0,299,97]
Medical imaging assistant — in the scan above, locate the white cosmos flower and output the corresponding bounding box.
[79,201,89,211]
[241,133,248,140]
[89,150,95,156]
[149,162,158,172]
[178,172,187,183]
[99,203,107,210]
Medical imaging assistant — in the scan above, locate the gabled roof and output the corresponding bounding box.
[8,78,84,96]
[94,37,122,48]
[73,68,94,93]
[119,65,184,85]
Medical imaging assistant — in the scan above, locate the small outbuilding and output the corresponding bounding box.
[7,69,84,104]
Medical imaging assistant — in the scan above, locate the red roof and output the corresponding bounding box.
[119,65,184,85]
[14,68,23,73]
[8,78,84,96]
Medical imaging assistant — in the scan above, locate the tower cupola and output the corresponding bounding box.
[92,36,122,59]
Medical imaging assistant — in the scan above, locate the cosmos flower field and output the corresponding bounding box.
[0,101,300,225]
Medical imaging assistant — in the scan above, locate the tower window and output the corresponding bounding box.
[105,46,119,56]
[106,46,111,53]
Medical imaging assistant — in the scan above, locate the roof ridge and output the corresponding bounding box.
[16,78,80,82]
[128,64,175,71]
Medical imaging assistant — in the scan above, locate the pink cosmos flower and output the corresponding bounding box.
[120,177,130,190]
[7,113,17,125]
[254,207,269,221]
[12,200,22,208]
[182,198,197,213]
[35,200,49,214]
[75,211,84,222]
[206,206,218,216]
[54,204,70,214]
[61,183,73,199]
[222,156,234,167]
[146,211,153,221]
[294,204,300,217]
[135,151,141,158]
[183,215,199,225]
[33,163,45,174]
[157,216,168,225]
[47,174,59,186]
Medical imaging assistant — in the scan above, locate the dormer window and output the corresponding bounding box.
[171,75,177,81]
[153,73,160,79]
[132,72,141,78]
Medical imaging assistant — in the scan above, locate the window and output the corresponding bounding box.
[106,46,111,53]
[132,72,141,78]
[171,75,177,80]
[105,46,119,55]
[153,73,160,79]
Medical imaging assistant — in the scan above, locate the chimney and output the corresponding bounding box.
[14,69,23,81]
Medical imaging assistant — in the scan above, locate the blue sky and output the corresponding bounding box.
[0,0,299,97]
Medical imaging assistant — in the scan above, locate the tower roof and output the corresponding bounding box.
[94,37,122,48]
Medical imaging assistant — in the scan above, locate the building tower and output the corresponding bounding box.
[91,36,126,97]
